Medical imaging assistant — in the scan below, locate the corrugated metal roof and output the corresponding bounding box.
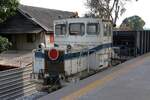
[19,5,74,31]
[0,5,74,34]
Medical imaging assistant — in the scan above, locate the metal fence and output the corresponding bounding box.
[0,64,37,100]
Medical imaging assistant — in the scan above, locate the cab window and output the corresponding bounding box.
[55,24,66,35]
[87,23,99,35]
[69,23,85,36]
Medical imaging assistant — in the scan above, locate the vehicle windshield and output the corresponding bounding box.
[55,24,66,35]
[69,23,85,36]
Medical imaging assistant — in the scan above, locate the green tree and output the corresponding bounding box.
[85,0,138,26]
[120,15,145,30]
[0,36,12,53]
[0,0,18,52]
[0,0,19,23]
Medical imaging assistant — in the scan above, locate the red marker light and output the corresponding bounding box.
[48,48,59,60]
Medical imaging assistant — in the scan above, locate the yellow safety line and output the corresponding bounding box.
[61,58,145,100]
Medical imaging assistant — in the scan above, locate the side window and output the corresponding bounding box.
[69,23,85,36]
[104,24,112,36]
[87,23,99,35]
[55,24,66,35]
[108,25,112,36]
[104,24,108,36]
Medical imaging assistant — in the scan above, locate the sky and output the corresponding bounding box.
[20,0,150,28]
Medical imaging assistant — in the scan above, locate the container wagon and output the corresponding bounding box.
[113,30,150,58]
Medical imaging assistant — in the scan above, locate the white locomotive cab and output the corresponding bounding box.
[51,18,112,76]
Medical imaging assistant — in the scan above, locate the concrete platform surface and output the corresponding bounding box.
[39,53,150,100]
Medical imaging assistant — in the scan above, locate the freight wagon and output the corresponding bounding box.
[113,30,150,58]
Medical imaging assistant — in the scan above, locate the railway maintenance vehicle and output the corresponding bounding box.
[31,18,113,87]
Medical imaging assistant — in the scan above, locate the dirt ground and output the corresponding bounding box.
[0,50,32,68]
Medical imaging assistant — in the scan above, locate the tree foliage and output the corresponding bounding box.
[0,0,18,52]
[120,15,145,30]
[86,0,138,26]
[0,36,12,53]
[0,0,19,23]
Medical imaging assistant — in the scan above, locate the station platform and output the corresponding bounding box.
[39,53,150,100]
